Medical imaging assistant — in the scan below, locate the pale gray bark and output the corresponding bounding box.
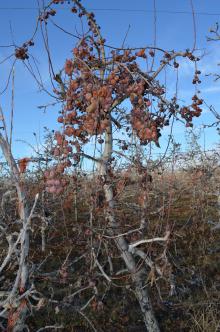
[99,122,160,332]
[0,132,31,331]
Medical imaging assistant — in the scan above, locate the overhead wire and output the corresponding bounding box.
[0,7,219,16]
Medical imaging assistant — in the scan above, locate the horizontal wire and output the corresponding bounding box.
[0,7,219,16]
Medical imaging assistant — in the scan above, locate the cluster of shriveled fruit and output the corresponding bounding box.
[131,108,159,144]
[110,48,155,63]
[15,47,29,60]
[191,94,203,114]
[53,131,72,158]
[107,66,136,96]
[81,84,112,134]
[53,131,82,162]
[63,40,100,79]
[63,48,115,134]
[127,77,165,144]
[15,39,34,60]
[14,44,29,61]
[60,39,170,147]
[44,166,69,194]
[110,49,137,63]
[48,0,204,191]
[46,129,81,194]
[52,2,176,147]
[192,70,202,84]
[38,9,56,23]
[180,95,203,126]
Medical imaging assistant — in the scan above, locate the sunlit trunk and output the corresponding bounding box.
[99,122,160,332]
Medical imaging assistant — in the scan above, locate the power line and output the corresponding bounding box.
[89,9,220,16]
[0,7,219,16]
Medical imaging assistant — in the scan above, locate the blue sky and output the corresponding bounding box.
[0,0,220,161]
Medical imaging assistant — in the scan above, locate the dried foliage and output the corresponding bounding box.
[0,0,219,331]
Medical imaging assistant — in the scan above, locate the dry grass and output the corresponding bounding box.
[1,164,220,331]
[189,304,220,332]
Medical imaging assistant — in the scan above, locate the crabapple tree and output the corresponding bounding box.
[40,1,204,331]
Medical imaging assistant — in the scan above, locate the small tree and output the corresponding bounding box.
[41,1,204,330]
[0,0,204,330]
[0,107,39,331]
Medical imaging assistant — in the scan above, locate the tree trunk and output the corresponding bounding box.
[99,122,160,332]
[0,133,30,332]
